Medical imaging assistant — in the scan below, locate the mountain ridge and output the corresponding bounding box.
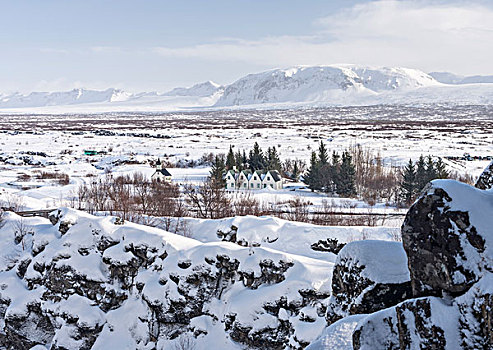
[1,65,493,111]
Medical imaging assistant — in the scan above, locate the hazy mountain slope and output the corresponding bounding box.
[214,65,439,106]
[164,81,223,97]
[0,88,132,108]
[430,71,493,84]
[1,65,493,112]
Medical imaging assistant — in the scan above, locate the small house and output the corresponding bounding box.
[151,159,172,183]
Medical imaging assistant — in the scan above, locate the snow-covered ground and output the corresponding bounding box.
[0,108,490,223]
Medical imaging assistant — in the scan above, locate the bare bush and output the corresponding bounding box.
[184,180,232,219]
[12,218,33,250]
[282,197,312,223]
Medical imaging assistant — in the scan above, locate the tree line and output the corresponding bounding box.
[210,142,306,185]
[399,155,449,205]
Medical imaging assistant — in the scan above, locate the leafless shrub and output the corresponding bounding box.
[184,180,232,219]
[34,171,70,185]
[1,194,24,212]
[282,197,312,223]
[233,193,264,216]
[12,218,34,250]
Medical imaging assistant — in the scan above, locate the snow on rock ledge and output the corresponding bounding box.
[402,179,491,297]
[326,240,411,323]
[475,160,493,190]
[0,208,335,349]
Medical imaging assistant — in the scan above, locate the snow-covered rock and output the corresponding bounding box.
[325,240,411,324]
[0,209,337,349]
[475,160,493,190]
[402,180,491,296]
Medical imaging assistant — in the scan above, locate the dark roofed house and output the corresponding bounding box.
[151,159,172,183]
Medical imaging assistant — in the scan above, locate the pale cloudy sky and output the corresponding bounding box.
[0,0,492,93]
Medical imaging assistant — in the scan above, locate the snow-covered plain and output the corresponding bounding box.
[0,106,490,221]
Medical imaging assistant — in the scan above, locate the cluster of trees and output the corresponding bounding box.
[400,155,449,205]
[225,142,282,172]
[304,141,357,197]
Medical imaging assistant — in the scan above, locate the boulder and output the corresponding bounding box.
[352,296,457,350]
[326,240,411,324]
[475,160,493,190]
[402,180,491,297]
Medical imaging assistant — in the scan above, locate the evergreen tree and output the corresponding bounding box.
[242,150,248,169]
[327,151,341,194]
[292,160,300,181]
[425,155,437,183]
[318,141,329,165]
[415,155,427,192]
[248,142,265,171]
[400,159,416,205]
[337,151,356,196]
[226,145,236,170]
[267,146,282,172]
[234,150,243,170]
[210,155,226,187]
[435,158,449,179]
[304,151,321,191]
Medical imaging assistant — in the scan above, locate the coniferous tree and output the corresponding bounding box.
[337,151,356,196]
[326,151,341,194]
[425,155,437,183]
[267,146,282,172]
[234,150,243,170]
[318,141,329,165]
[292,160,300,181]
[210,155,226,187]
[249,142,265,171]
[304,151,321,191]
[226,146,236,170]
[400,159,416,205]
[242,150,248,169]
[415,155,427,192]
[435,158,449,179]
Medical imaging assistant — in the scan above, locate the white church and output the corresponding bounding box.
[151,159,172,183]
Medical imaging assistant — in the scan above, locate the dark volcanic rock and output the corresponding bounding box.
[326,240,411,324]
[475,160,493,190]
[351,179,493,350]
[353,296,452,350]
[402,180,489,297]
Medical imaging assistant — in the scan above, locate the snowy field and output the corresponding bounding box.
[0,106,490,225]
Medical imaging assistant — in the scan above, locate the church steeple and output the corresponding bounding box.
[156,158,162,170]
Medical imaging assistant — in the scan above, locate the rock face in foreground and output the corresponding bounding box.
[402,180,488,296]
[0,209,332,349]
[326,240,411,323]
[353,179,493,350]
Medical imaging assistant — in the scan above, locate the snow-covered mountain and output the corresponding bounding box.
[164,80,223,97]
[430,71,493,84]
[1,65,493,112]
[215,65,439,106]
[0,88,132,108]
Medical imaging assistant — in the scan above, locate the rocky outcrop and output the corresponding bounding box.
[402,180,489,297]
[326,240,411,324]
[0,208,332,349]
[352,179,493,350]
[475,160,493,190]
